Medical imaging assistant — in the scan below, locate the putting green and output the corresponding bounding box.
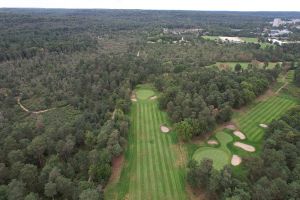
[193,131,233,170]
[192,147,230,170]
[136,89,155,100]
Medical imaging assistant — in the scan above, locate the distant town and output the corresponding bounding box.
[156,17,300,47]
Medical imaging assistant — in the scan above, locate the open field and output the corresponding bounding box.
[202,35,219,41]
[105,85,187,200]
[202,36,274,48]
[192,95,296,170]
[208,61,280,70]
[240,37,259,43]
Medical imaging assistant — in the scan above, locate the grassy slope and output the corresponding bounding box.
[105,85,187,200]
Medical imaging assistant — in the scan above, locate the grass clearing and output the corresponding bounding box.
[105,86,187,200]
[202,36,274,49]
[202,35,219,41]
[208,61,279,70]
[240,37,258,43]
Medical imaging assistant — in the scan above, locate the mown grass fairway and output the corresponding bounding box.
[105,86,186,200]
[236,96,296,142]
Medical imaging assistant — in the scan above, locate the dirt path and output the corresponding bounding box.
[17,97,55,114]
[275,72,290,94]
[106,155,124,187]
[275,82,288,94]
[112,108,116,120]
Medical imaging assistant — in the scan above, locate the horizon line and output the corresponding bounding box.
[1,7,300,12]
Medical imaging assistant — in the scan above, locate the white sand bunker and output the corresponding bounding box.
[131,94,137,102]
[234,142,255,152]
[260,124,268,128]
[160,125,170,133]
[231,155,242,166]
[207,140,218,145]
[233,131,246,140]
[150,96,157,100]
[225,124,236,130]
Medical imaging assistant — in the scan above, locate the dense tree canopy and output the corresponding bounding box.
[156,67,280,139]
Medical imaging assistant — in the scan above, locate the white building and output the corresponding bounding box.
[269,29,291,37]
[268,38,283,45]
[273,18,283,27]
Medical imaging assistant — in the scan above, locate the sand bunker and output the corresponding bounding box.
[225,124,236,130]
[131,94,137,102]
[233,131,246,140]
[234,142,255,152]
[150,96,157,100]
[260,124,268,128]
[207,140,218,145]
[231,155,242,166]
[160,125,170,133]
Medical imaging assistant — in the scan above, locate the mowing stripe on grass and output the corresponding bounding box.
[116,88,187,200]
[156,106,178,198]
[251,100,295,141]
[142,103,155,199]
[239,97,279,125]
[162,110,186,200]
[149,103,169,198]
[242,98,286,138]
[238,96,296,142]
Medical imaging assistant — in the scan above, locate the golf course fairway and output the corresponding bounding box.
[105,85,187,200]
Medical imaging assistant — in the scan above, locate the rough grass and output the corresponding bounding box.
[105,86,187,200]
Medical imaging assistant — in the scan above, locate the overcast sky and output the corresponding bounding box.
[1,0,300,11]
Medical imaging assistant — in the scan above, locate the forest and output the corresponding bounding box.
[0,8,300,200]
[156,67,281,140]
